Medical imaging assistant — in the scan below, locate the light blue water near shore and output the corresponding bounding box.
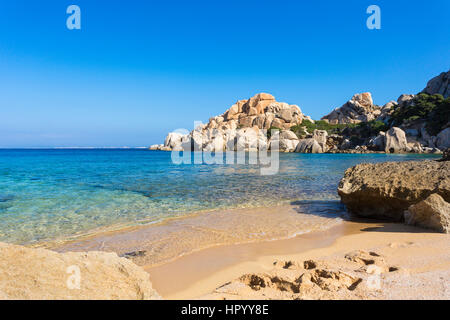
[0,149,439,244]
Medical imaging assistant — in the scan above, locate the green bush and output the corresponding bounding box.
[390,93,449,135]
[290,119,386,139]
[355,120,389,137]
[290,120,351,138]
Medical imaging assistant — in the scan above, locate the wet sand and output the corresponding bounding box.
[51,203,344,266]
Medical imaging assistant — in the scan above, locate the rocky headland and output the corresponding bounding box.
[151,70,450,154]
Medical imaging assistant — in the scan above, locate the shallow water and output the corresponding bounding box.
[0,149,439,244]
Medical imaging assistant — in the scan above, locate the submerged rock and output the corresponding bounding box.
[0,242,161,300]
[404,193,450,233]
[338,160,450,220]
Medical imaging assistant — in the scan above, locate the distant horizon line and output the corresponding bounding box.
[0,147,150,150]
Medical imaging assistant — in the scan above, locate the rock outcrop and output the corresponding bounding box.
[203,249,409,300]
[436,128,450,150]
[321,93,381,124]
[404,194,450,233]
[422,70,449,98]
[0,242,161,300]
[338,160,450,220]
[152,70,449,154]
[157,93,307,152]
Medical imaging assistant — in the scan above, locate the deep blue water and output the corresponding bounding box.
[0,149,439,244]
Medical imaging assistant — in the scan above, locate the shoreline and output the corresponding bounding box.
[50,203,346,267]
[146,220,364,299]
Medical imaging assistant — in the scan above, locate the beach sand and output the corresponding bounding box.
[51,205,450,300]
[147,221,450,299]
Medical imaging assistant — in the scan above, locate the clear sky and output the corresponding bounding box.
[0,0,449,148]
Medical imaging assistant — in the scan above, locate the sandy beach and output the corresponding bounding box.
[149,221,450,300]
[48,204,450,300]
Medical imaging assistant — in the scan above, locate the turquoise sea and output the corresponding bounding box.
[0,149,439,244]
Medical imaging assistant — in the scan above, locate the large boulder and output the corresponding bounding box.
[369,132,386,151]
[243,93,276,115]
[397,94,415,105]
[269,130,298,152]
[338,160,450,220]
[384,127,409,153]
[164,132,186,149]
[421,70,450,98]
[0,242,161,300]
[436,127,450,150]
[236,127,266,151]
[404,194,450,233]
[376,101,396,124]
[295,138,323,153]
[321,93,381,124]
[312,130,328,152]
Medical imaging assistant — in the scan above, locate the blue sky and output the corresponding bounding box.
[0,0,449,148]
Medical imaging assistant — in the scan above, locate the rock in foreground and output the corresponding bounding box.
[0,242,161,300]
[404,194,450,233]
[338,160,450,221]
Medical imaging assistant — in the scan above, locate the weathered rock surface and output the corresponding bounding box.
[422,70,450,98]
[160,93,306,152]
[295,138,323,153]
[203,249,407,300]
[384,127,409,153]
[154,70,449,154]
[440,148,450,161]
[404,194,450,233]
[436,128,450,150]
[338,160,450,220]
[0,242,161,300]
[269,130,299,152]
[321,93,381,124]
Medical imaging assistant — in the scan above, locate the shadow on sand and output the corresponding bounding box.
[290,199,438,234]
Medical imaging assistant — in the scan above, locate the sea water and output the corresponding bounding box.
[0,149,439,244]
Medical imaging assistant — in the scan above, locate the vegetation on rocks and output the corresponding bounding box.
[290,120,349,138]
[290,120,388,140]
[390,93,450,135]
